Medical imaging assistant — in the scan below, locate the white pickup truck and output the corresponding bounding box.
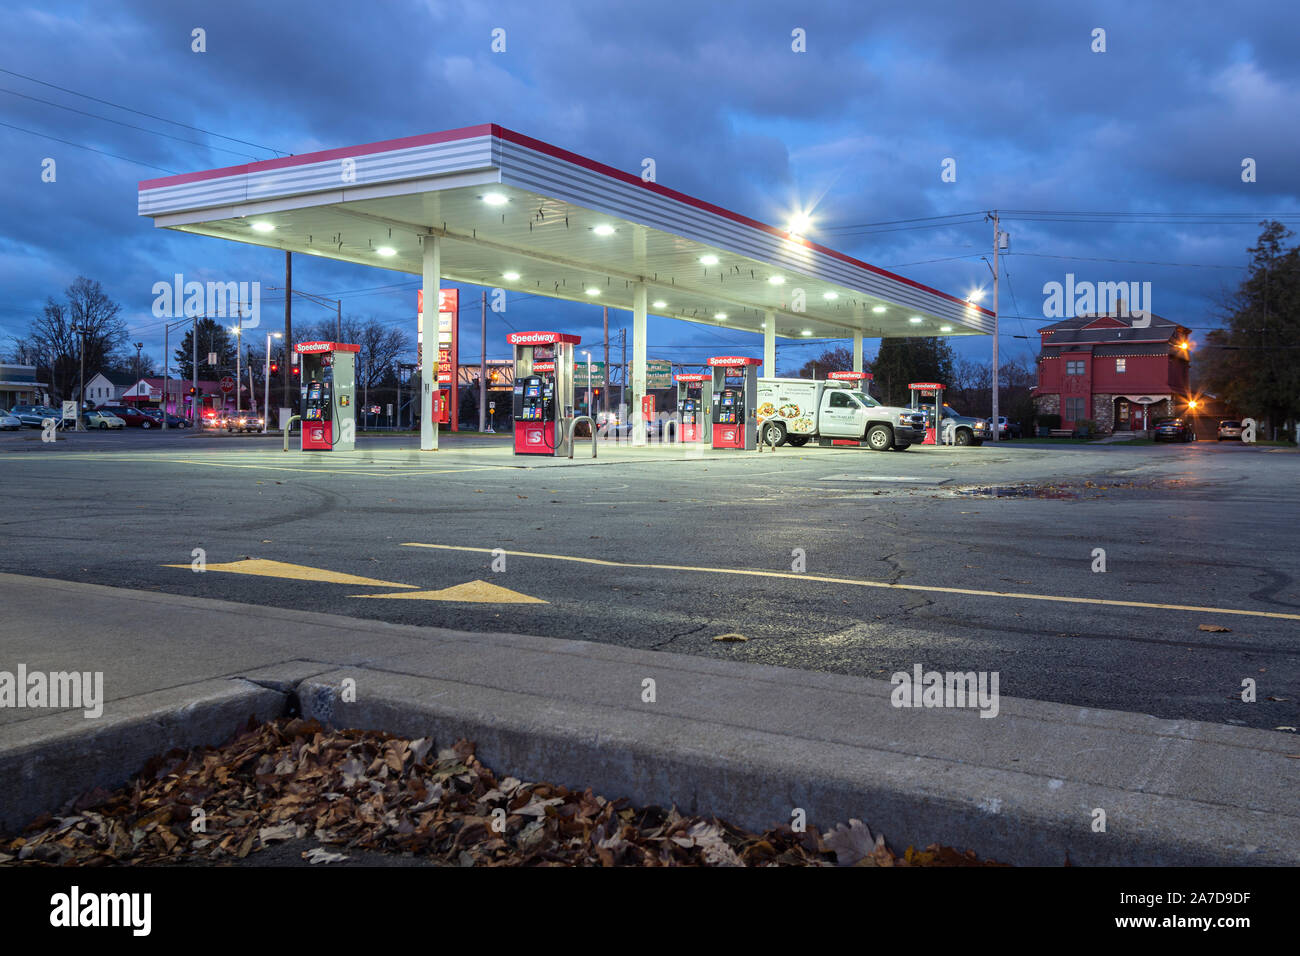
[756,378,927,450]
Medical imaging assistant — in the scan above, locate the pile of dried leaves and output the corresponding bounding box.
[2,719,1005,867]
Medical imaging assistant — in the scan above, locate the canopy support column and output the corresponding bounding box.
[763,311,776,376]
[632,281,648,445]
[420,235,440,452]
[853,333,863,373]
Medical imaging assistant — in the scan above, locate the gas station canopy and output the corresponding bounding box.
[138,124,993,341]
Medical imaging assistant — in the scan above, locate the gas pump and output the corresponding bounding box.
[674,373,711,443]
[708,356,760,450]
[908,382,945,445]
[296,341,359,451]
[508,331,579,456]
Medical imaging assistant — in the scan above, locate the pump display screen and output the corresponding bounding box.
[514,375,554,423]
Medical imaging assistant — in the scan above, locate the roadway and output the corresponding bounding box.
[1,428,1296,731]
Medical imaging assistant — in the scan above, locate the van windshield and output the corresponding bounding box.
[849,391,879,408]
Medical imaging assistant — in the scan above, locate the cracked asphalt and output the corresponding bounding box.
[1,429,1296,731]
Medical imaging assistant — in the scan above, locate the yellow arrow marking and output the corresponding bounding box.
[162,559,415,588]
[353,579,548,604]
[400,542,1300,622]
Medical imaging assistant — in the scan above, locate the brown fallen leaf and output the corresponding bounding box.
[1197,624,1232,633]
[712,633,748,643]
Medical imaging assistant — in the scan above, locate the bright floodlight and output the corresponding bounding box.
[699,255,719,266]
[482,193,508,205]
[714,312,727,320]
[592,224,615,236]
[652,300,667,309]
[768,276,785,285]
[376,246,396,257]
[872,305,886,313]
[585,288,600,296]
[823,291,838,300]
[909,316,923,324]
[503,271,520,281]
[940,325,953,332]
[251,222,274,233]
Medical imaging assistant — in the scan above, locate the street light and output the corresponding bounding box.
[232,321,242,414]
[264,331,283,433]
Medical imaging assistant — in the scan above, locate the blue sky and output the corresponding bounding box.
[2,0,1297,373]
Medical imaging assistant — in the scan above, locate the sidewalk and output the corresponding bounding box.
[1,572,1295,864]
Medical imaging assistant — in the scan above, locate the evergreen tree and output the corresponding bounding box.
[173,318,237,379]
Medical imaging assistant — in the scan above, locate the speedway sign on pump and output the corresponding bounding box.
[508,331,580,456]
[707,356,761,450]
[674,373,711,443]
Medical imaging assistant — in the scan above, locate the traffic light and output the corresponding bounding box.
[188,387,196,396]
[270,362,279,375]
[292,366,300,377]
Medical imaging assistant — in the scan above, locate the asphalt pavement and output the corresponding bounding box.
[1,428,1297,731]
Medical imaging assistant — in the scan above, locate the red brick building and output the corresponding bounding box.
[1033,313,1194,433]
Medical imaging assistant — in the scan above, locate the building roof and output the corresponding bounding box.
[138,124,994,341]
[1040,312,1185,346]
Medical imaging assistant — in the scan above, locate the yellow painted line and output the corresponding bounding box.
[161,559,415,588]
[401,542,1300,622]
[353,579,547,604]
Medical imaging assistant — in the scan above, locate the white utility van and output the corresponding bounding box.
[756,378,927,451]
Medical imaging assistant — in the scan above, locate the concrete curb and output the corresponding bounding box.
[294,666,1299,867]
[0,677,285,834]
[1,574,1295,864]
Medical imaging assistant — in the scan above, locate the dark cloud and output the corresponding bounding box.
[2,0,1297,369]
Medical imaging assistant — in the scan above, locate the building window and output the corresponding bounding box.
[1065,397,1086,422]
[1115,358,1126,373]
[1066,360,1085,375]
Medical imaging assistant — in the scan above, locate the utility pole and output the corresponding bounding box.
[284,252,292,423]
[987,211,1006,442]
[191,314,198,422]
[70,323,88,430]
[133,342,143,389]
[479,291,487,432]
[234,313,243,415]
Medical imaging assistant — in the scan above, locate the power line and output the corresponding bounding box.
[0,86,262,160]
[0,119,178,173]
[0,67,286,156]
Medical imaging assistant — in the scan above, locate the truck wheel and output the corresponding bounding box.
[893,442,910,451]
[866,424,893,451]
[955,428,972,446]
[760,421,786,447]
[786,435,809,447]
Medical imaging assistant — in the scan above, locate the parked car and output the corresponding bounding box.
[1153,418,1196,443]
[8,405,64,428]
[0,409,22,430]
[919,403,990,446]
[996,416,1022,439]
[142,408,191,428]
[81,410,125,429]
[96,404,161,428]
[1216,420,1244,441]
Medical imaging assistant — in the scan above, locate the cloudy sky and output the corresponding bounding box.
[2,0,1298,373]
